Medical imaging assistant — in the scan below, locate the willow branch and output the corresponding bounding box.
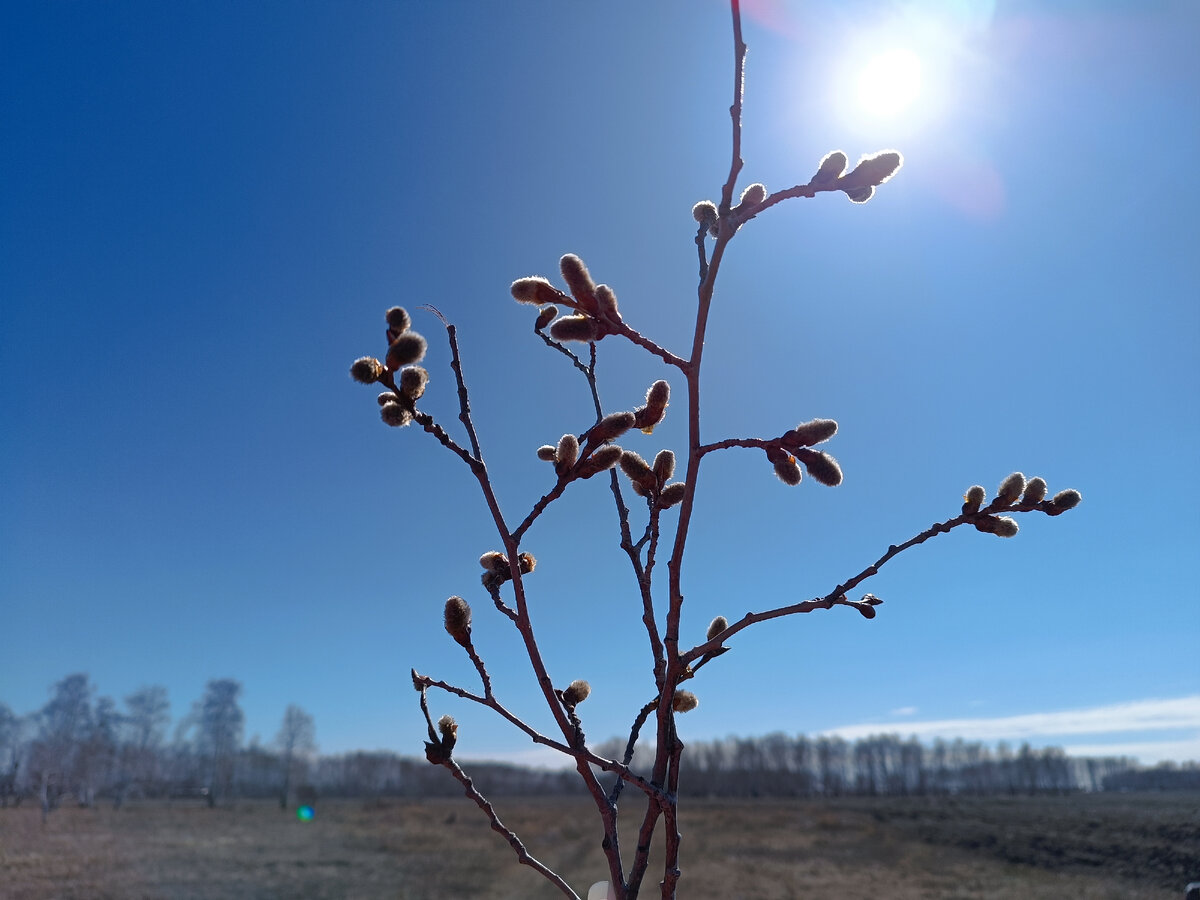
[680,501,1058,665]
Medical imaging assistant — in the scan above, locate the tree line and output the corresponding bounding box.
[2,674,1194,814]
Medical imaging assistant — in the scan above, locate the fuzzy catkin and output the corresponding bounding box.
[550,314,598,343]
[380,402,412,427]
[672,691,699,713]
[559,254,598,311]
[811,150,848,186]
[386,332,427,370]
[350,357,383,384]
[385,306,411,333]
[563,680,591,706]
[556,434,580,470]
[997,472,1026,506]
[511,277,560,307]
[659,482,686,508]
[798,449,843,486]
[443,596,472,647]
[1022,477,1048,505]
[653,450,676,485]
[400,366,428,401]
[784,418,838,447]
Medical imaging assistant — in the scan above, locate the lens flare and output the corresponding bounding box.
[296,805,315,821]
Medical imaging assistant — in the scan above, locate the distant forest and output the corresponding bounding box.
[2,674,1196,813]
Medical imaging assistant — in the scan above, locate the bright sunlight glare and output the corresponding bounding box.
[857,49,924,118]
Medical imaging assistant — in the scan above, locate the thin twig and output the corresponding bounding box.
[416,673,663,799]
[719,0,747,214]
[679,502,1055,665]
[608,698,658,807]
[606,319,687,370]
[443,757,582,899]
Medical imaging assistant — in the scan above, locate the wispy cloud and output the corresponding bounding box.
[821,695,1200,763]
[890,706,918,717]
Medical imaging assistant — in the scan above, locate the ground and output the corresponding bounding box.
[0,793,1195,899]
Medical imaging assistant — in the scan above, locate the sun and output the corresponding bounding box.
[857,49,924,118]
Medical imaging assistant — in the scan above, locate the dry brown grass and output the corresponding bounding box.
[0,793,1193,899]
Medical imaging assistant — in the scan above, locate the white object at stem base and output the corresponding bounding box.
[588,882,616,900]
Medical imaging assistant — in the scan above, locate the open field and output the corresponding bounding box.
[1,793,1196,899]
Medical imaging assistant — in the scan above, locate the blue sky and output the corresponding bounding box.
[2,0,1197,767]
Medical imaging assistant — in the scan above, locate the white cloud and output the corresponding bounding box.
[890,706,919,717]
[820,695,1200,763]
[1061,737,1200,766]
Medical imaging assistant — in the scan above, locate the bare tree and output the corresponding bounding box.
[117,685,170,804]
[273,704,316,810]
[180,679,244,807]
[346,4,1082,896]
[31,673,94,814]
[0,703,20,807]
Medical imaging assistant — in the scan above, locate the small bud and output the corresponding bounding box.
[810,150,848,187]
[385,332,427,370]
[737,183,767,208]
[591,411,635,443]
[511,277,560,306]
[385,306,411,334]
[534,305,558,330]
[692,200,719,228]
[536,445,558,461]
[962,485,986,515]
[672,690,699,713]
[1046,489,1082,515]
[595,285,620,322]
[560,254,598,312]
[350,357,384,384]
[380,402,412,427]
[437,714,458,755]
[479,551,509,574]
[550,314,599,343]
[659,482,686,508]
[773,456,803,486]
[443,596,472,647]
[782,418,838,448]
[400,366,429,402]
[563,679,591,707]
[839,151,904,190]
[556,434,580,472]
[652,449,676,485]
[1022,477,1048,505]
[518,552,536,574]
[797,449,842,486]
[706,616,728,641]
[377,391,398,407]
[619,450,656,490]
[997,472,1026,506]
